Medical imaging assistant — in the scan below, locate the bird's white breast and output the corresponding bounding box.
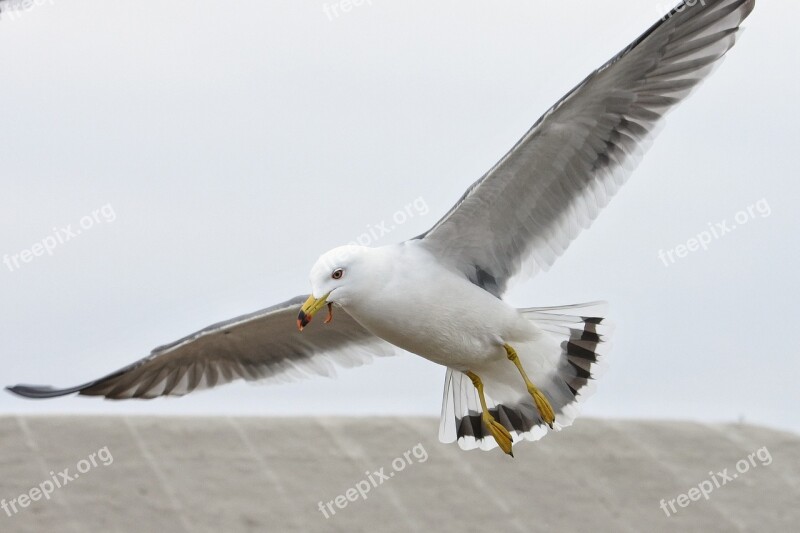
[341,243,535,370]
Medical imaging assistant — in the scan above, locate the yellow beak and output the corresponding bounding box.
[297,293,330,331]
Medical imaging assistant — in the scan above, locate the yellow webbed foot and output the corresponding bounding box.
[466,370,515,457]
[484,413,514,456]
[530,386,555,429]
[504,343,556,429]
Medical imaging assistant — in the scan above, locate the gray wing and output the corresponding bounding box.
[0,0,24,20]
[416,0,755,297]
[6,296,396,400]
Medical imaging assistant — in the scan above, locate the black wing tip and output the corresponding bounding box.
[6,384,83,399]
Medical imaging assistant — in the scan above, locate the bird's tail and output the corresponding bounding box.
[438,302,612,451]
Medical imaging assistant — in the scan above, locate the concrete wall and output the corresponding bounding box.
[1,416,797,532]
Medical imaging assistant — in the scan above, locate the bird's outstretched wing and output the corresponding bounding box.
[416,0,755,297]
[0,0,25,20]
[7,296,395,400]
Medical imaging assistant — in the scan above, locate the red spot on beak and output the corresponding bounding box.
[297,310,311,331]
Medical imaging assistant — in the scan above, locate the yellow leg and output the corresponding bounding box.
[466,371,514,456]
[504,343,556,428]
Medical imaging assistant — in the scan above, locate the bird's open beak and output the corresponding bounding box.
[297,293,330,331]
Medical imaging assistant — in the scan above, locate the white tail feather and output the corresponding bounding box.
[438,302,612,451]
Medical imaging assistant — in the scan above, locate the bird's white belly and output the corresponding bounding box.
[342,268,534,370]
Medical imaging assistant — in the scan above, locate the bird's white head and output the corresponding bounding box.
[297,244,375,331]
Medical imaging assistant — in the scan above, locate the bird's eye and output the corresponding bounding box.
[331,268,344,280]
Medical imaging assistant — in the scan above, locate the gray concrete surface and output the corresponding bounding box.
[1,416,797,532]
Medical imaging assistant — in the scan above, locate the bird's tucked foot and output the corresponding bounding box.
[504,343,556,429]
[529,385,555,428]
[483,412,514,456]
[466,370,514,457]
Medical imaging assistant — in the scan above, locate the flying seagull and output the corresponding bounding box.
[8,0,754,455]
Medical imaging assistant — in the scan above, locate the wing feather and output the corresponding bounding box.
[7,296,395,400]
[415,0,754,296]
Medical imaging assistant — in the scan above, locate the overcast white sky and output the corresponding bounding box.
[1,1,797,435]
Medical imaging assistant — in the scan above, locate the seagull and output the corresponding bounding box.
[8,0,755,455]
